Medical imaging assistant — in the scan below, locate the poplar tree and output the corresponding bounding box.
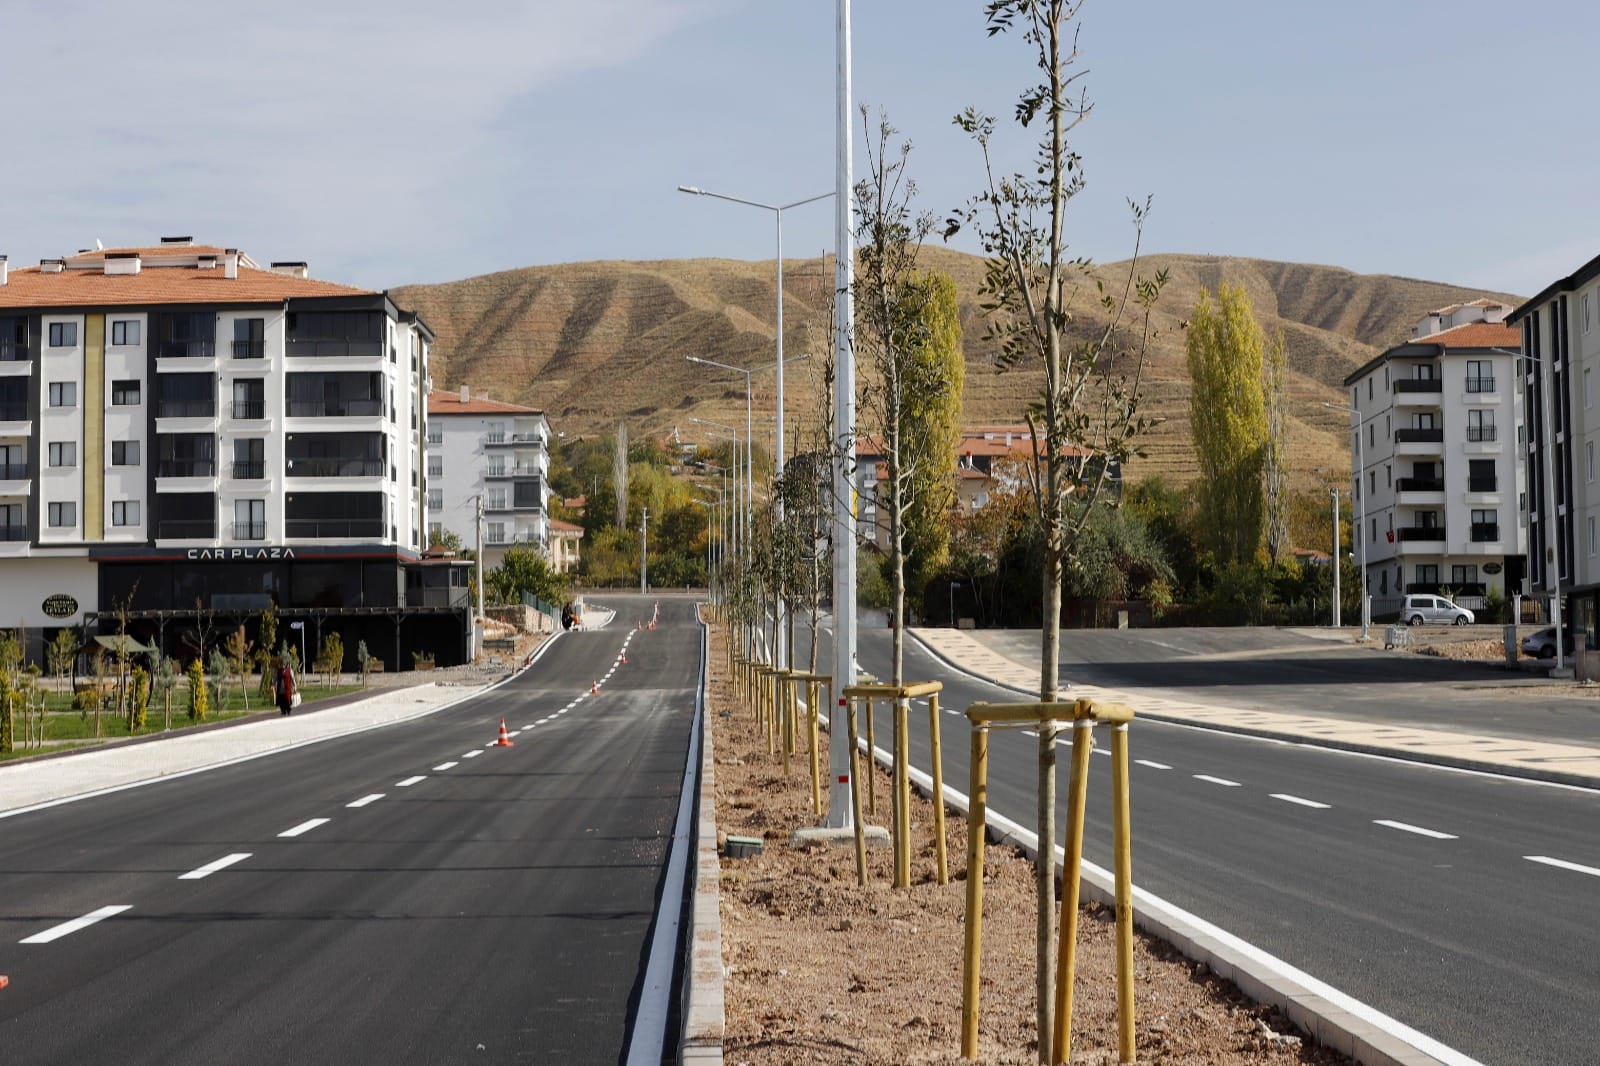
[1186,283,1268,566]
[1263,330,1290,566]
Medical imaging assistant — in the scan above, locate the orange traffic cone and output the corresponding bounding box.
[621,651,628,665]
[495,719,514,747]
[0,975,8,990]
[591,679,600,694]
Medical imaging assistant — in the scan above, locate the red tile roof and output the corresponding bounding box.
[427,390,545,416]
[1426,322,1520,349]
[0,259,370,309]
[549,518,584,533]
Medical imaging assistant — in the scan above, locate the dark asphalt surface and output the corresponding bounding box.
[0,594,697,1066]
[795,623,1600,1066]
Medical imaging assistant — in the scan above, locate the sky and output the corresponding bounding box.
[4,1,1599,299]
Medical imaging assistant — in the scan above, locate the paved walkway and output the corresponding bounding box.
[910,627,1600,789]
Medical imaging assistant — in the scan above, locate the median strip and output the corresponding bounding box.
[179,853,252,880]
[20,905,132,944]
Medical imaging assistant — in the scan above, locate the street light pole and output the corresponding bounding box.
[1325,402,1370,639]
[640,507,649,593]
[1331,489,1341,628]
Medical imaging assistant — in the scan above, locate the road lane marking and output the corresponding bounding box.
[178,853,252,880]
[432,761,459,771]
[1135,759,1172,770]
[1193,775,1242,787]
[1374,819,1456,839]
[1526,855,1600,877]
[279,818,331,838]
[396,775,427,787]
[348,793,387,807]
[508,730,521,737]
[1093,748,1110,757]
[20,905,132,944]
[462,750,482,759]
[1271,793,1332,809]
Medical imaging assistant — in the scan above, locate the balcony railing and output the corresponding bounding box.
[1395,477,1443,492]
[426,432,443,444]
[285,339,383,358]
[286,458,384,478]
[156,520,216,539]
[229,400,266,420]
[509,433,544,444]
[485,432,506,444]
[154,340,215,359]
[0,463,26,480]
[232,460,266,480]
[231,339,265,359]
[230,521,267,541]
[1394,379,1442,393]
[1470,522,1500,542]
[1465,377,1496,393]
[1467,477,1498,493]
[156,461,215,478]
[1397,526,1445,541]
[287,399,383,418]
[156,400,217,419]
[0,342,29,362]
[1467,426,1498,442]
[1395,428,1444,443]
[0,404,26,421]
[0,524,25,541]
[285,518,385,538]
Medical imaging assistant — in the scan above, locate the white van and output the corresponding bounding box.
[1400,594,1474,626]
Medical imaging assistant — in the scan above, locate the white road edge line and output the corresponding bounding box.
[1193,774,1242,787]
[1374,819,1456,839]
[20,905,132,944]
[1135,759,1172,770]
[1525,855,1600,877]
[279,818,331,837]
[178,853,252,880]
[347,793,387,807]
[396,775,427,787]
[1270,793,1331,809]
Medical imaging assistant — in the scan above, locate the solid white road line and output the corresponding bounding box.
[1374,819,1457,840]
[462,750,482,759]
[279,818,331,838]
[1525,855,1600,877]
[20,905,132,944]
[1193,774,1242,787]
[1135,759,1173,770]
[1271,793,1332,809]
[179,853,252,880]
[348,793,387,807]
[396,775,427,787]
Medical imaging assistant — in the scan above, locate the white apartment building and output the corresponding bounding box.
[0,237,466,666]
[426,388,551,569]
[1341,315,1526,615]
[1509,253,1600,650]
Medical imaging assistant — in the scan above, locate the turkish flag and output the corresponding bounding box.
[1386,530,1395,543]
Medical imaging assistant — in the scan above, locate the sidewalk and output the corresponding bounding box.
[909,626,1600,789]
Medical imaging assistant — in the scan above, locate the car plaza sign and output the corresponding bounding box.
[185,547,298,561]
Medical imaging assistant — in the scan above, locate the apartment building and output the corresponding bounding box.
[0,238,463,666]
[425,388,551,569]
[1340,314,1526,614]
[1509,252,1600,647]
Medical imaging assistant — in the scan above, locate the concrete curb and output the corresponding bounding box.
[681,616,725,1065]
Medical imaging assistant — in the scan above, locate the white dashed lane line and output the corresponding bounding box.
[1374,819,1457,840]
[279,818,331,838]
[178,853,252,880]
[20,905,132,944]
[462,750,482,759]
[432,762,459,772]
[1193,775,1242,787]
[396,775,427,787]
[1525,855,1600,877]
[348,793,386,807]
[1271,793,1332,810]
[1135,759,1172,770]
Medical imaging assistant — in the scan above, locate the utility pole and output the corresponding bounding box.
[640,507,650,593]
[1331,489,1341,628]
[475,494,486,657]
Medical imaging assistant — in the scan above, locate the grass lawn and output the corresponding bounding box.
[0,681,369,762]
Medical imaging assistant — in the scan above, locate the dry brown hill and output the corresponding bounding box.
[393,248,1521,488]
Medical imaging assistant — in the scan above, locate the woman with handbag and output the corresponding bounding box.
[276,657,298,716]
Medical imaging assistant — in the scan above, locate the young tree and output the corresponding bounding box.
[225,626,254,711]
[1263,330,1291,567]
[187,657,208,721]
[256,601,280,701]
[950,2,1167,1051]
[1187,283,1268,566]
[46,628,76,696]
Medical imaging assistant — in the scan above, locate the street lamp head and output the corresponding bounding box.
[677,185,704,195]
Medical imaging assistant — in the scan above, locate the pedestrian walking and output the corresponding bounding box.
[276,657,298,716]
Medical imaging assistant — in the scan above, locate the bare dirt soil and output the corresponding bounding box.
[707,619,1352,1065]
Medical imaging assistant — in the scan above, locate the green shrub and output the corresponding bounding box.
[187,658,208,721]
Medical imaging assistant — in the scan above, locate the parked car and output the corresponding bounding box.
[1400,594,1474,626]
[1521,626,1576,659]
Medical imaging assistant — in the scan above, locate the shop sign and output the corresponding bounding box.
[42,594,78,618]
[185,547,298,561]
[1483,562,1503,575]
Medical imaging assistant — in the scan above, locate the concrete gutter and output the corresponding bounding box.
[680,619,725,1065]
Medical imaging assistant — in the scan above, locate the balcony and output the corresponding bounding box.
[229,400,266,420]
[0,463,26,480]
[1396,526,1445,542]
[154,340,214,359]
[0,342,29,362]
[230,521,267,541]
[286,459,384,478]
[1393,379,1442,394]
[287,399,383,418]
[1395,428,1444,443]
[285,339,383,359]
[1465,377,1496,394]
[1470,523,1500,543]
[285,518,385,539]
[0,524,25,541]
[156,520,216,539]
[156,461,215,478]
[231,460,266,480]
[0,404,30,421]
[1467,477,1498,493]
[1466,426,1498,443]
[231,339,264,359]
[156,400,217,419]
[1394,477,1443,492]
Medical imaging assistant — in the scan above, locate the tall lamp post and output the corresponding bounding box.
[1493,346,1563,670]
[1324,402,1371,639]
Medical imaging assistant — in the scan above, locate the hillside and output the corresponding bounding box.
[392,248,1521,489]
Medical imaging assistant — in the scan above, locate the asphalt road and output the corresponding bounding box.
[794,623,1600,1066]
[0,593,697,1066]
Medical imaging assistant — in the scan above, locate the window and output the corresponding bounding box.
[427,488,443,509]
[1468,458,1496,492]
[1591,517,1597,557]
[426,427,442,444]
[1465,360,1493,393]
[112,379,141,406]
[486,422,506,444]
[232,318,265,359]
[428,521,442,540]
[48,441,76,467]
[47,501,76,527]
[487,489,507,510]
[1416,564,1438,585]
[1466,409,1496,442]
[231,378,265,420]
[48,382,77,408]
[48,322,78,347]
[112,440,140,466]
[486,521,506,544]
[1470,508,1497,542]
[112,500,140,527]
[1451,564,1478,587]
[1368,424,1375,447]
[487,457,506,477]
[1370,517,1376,542]
[1367,379,1373,400]
[1368,470,1375,493]
[427,458,443,477]
[233,437,265,480]
[1588,367,1594,410]
[233,499,266,540]
[111,320,141,347]
[1586,293,1594,334]
[1385,464,1392,487]
[1418,510,1440,529]
[1590,441,1595,484]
